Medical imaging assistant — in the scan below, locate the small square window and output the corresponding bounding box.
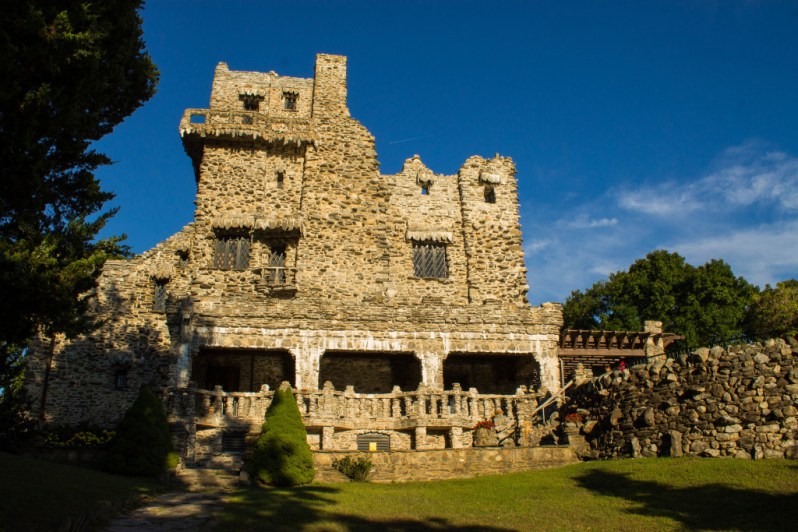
[114,370,128,390]
[213,236,250,270]
[413,242,448,279]
[283,92,298,111]
[152,280,167,312]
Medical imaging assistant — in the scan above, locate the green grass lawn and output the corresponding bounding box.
[0,452,162,531]
[217,458,798,532]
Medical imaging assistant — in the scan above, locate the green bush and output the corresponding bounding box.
[104,386,178,476]
[332,456,372,481]
[249,386,314,486]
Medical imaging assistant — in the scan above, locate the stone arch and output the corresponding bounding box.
[318,351,421,393]
[191,347,295,392]
[443,352,541,394]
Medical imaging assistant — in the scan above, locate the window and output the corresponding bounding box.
[177,250,189,267]
[484,185,496,203]
[114,370,128,390]
[413,242,448,279]
[152,280,167,312]
[213,236,250,270]
[266,243,287,284]
[276,171,285,189]
[241,95,262,111]
[421,184,430,195]
[283,92,298,111]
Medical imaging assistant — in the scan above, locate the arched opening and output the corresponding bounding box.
[443,353,540,394]
[192,347,295,392]
[318,352,421,393]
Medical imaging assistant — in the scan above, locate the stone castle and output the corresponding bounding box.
[26,53,567,461]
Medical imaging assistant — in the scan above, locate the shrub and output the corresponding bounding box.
[332,456,372,481]
[104,386,178,476]
[44,427,115,447]
[249,386,314,486]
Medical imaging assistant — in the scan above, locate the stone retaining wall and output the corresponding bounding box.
[567,338,798,460]
[313,446,578,482]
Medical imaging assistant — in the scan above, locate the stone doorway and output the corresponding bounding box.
[192,348,295,392]
[318,352,421,393]
[443,353,540,394]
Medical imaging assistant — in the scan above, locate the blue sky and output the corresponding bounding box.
[96,1,798,305]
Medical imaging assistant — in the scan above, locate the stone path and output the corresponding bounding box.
[105,469,239,531]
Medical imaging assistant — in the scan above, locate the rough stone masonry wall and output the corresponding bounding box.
[567,338,798,460]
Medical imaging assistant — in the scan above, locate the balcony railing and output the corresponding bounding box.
[179,108,315,145]
[163,383,550,433]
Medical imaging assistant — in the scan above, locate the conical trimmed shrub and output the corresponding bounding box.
[249,385,314,486]
[105,386,178,476]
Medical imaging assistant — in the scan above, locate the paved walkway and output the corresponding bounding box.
[105,469,239,531]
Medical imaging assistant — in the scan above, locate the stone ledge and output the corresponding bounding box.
[312,446,578,482]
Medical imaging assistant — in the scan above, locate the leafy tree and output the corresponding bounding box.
[249,386,314,486]
[746,280,798,340]
[563,250,756,347]
[105,386,178,476]
[0,1,158,420]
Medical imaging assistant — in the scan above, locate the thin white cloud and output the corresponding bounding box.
[673,220,798,288]
[561,214,619,229]
[522,141,798,305]
[618,141,798,217]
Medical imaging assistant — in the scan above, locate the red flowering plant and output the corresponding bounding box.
[563,412,585,424]
[473,420,495,430]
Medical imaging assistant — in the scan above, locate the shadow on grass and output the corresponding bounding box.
[574,469,798,531]
[215,484,513,532]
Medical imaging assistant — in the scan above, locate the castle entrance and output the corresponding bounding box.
[443,353,540,394]
[318,352,421,393]
[192,347,295,392]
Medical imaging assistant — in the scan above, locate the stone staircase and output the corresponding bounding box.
[175,462,243,492]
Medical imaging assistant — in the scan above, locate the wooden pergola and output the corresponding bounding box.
[558,329,683,381]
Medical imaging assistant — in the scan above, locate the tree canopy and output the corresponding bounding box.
[746,280,798,340]
[0,1,157,345]
[563,250,757,347]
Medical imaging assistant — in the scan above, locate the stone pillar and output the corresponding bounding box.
[414,426,427,450]
[449,426,464,449]
[293,347,323,391]
[174,343,192,388]
[417,352,444,390]
[644,320,666,361]
[537,350,561,393]
[322,426,335,451]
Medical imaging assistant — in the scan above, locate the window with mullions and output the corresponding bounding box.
[152,280,167,312]
[213,236,250,270]
[413,242,448,279]
[266,243,287,284]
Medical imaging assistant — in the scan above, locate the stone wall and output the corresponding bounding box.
[313,446,578,482]
[567,338,798,460]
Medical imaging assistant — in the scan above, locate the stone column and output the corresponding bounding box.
[293,347,323,391]
[174,343,192,388]
[416,351,444,390]
[644,320,666,361]
[414,426,427,450]
[449,426,464,449]
[537,350,561,393]
[322,426,335,450]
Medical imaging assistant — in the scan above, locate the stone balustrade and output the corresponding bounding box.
[179,108,315,145]
[163,382,547,433]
